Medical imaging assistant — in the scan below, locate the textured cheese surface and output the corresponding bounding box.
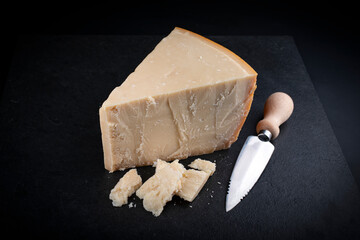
[136,160,185,216]
[188,158,216,176]
[154,158,170,172]
[109,169,142,207]
[99,27,257,172]
[177,169,210,202]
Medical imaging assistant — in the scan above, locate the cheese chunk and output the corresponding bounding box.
[136,160,185,216]
[188,158,216,176]
[177,169,210,202]
[154,159,213,202]
[99,27,257,172]
[109,169,142,207]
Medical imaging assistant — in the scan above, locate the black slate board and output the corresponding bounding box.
[1,35,360,239]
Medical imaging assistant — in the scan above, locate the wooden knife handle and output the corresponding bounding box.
[256,92,294,140]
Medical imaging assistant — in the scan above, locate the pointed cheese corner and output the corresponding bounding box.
[109,169,142,207]
[100,27,257,171]
[153,159,167,172]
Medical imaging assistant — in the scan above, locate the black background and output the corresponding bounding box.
[1,1,360,239]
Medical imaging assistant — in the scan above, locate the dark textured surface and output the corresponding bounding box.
[0,35,359,239]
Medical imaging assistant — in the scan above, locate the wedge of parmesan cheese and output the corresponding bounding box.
[188,158,216,176]
[177,169,210,202]
[136,160,185,216]
[109,169,142,207]
[99,27,257,172]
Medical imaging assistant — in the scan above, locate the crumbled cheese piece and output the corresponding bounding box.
[177,169,210,202]
[188,158,216,176]
[109,169,142,207]
[112,158,217,216]
[136,160,185,216]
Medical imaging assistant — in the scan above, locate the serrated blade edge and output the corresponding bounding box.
[226,136,274,212]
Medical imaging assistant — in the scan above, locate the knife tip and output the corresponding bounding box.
[225,199,237,212]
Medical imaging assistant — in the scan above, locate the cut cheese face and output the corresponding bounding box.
[177,169,210,202]
[136,160,185,216]
[100,27,257,172]
[109,169,142,207]
[188,158,216,176]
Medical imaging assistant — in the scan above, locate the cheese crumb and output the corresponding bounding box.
[113,158,218,216]
[177,169,210,202]
[109,169,142,207]
[136,160,185,217]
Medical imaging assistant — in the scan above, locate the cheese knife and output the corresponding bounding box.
[226,92,294,212]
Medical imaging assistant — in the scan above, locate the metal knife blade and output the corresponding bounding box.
[226,92,294,212]
[226,132,274,212]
